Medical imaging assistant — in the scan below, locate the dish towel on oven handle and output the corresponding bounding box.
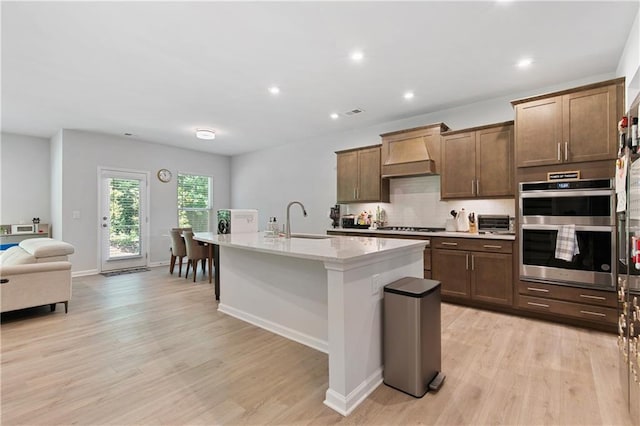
[555,224,580,261]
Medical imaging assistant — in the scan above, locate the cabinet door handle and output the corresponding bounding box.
[564,142,569,161]
[483,244,502,249]
[527,287,550,293]
[0,279,8,284]
[466,253,469,270]
[471,254,474,271]
[471,180,475,195]
[579,294,606,301]
[476,179,480,195]
[527,301,550,308]
[441,242,458,246]
[557,143,561,161]
[580,310,606,317]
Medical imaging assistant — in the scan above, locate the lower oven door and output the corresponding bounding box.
[520,224,615,288]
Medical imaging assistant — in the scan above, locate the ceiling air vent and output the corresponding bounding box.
[343,108,365,116]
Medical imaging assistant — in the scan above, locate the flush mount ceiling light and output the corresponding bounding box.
[350,50,364,62]
[195,129,216,140]
[517,57,533,68]
[268,86,280,95]
[403,91,415,100]
[330,113,339,120]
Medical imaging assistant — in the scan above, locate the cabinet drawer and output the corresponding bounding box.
[432,237,475,251]
[518,282,616,308]
[518,295,617,324]
[432,237,512,253]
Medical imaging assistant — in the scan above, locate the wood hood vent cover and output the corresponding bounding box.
[380,123,449,178]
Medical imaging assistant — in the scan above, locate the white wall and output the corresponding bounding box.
[231,73,615,234]
[50,130,63,239]
[0,133,51,225]
[57,130,231,274]
[617,7,640,109]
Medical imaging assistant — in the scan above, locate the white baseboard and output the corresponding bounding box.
[72,269,99,277]
[149,260,170,267]
[218,303,328,354]
[324,367,383,416]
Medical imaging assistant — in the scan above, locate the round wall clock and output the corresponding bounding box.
[157,168,172,183]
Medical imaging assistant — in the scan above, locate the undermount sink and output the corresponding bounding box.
[290,234,331,239]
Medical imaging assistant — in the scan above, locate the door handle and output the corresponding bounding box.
[0,279,8,284]
[471,254,474,270]
[476,179,479,196]
[466,253,469,270]
[471,180,475,195]
[557,143,561,161]
[564,142,569,161]
[441,242,458,246]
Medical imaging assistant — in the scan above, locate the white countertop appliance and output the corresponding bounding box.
[217,209,258,234]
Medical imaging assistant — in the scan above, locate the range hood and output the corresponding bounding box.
[380,123,449,178]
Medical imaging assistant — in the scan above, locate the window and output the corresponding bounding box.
[177,173,212,232]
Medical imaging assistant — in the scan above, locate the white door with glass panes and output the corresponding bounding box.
[99,168,149,272]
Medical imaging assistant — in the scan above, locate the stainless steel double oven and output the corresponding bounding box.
[519,178,615,289]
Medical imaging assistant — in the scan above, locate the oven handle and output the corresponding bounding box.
[520,224,614,232]
[520,189,614,198]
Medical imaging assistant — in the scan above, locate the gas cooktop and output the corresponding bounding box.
[377,226,446,232]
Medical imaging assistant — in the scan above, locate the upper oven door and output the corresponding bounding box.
[519,179,614,226]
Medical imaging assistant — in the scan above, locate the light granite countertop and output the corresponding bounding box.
[326,228,516,241]
[194,231,428,263]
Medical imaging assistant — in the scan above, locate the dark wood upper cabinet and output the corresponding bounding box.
[336,145,389,203]
[441,122,514,199]
[512,78,623,168]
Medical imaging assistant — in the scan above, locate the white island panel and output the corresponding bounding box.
[194,232,427,416]
[218,246,329,352]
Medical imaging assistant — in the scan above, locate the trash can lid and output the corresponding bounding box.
[383,277,440,298]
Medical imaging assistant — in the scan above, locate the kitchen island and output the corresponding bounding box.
[193,231,427,416]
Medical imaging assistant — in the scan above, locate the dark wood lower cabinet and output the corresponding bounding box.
[431,238,513,307]
[517,281,617,325]
[471,252,513,306]
[432,249,470,298]
[432,248,512,305]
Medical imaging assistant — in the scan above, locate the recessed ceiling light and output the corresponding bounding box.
[350,51,364,62]
[330,113,339,120]
[404,91,415,100]
[195,129,216,140]
[517,58,533,68]
[268,86,280,95]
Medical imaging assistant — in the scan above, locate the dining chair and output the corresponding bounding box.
[183,230,208,282]
[169,229,187,277]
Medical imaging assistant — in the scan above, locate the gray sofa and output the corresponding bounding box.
[0,238,75,313]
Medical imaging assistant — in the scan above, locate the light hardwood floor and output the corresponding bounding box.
[1,267,633,425]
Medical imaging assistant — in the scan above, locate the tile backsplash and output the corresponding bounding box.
[343,175,515,227]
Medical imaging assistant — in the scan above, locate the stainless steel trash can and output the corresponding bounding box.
[383,277,443,397]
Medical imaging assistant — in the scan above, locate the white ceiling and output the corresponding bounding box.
[2,1,638,156]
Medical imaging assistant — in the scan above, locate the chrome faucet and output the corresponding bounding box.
[285,201,307,238]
